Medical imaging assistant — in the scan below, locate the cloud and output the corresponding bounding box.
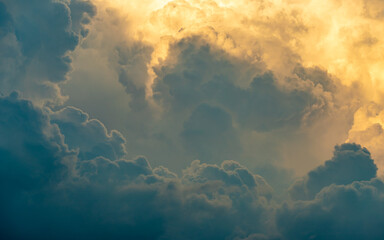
[62,1,359,175]
[147,35,352,171]
[0,92,72,191]
[181,103,241,162]
[153,36,320,132]
[253,163,295,198]
[278,178,384,240]
[289,143,377,200]
[182,159,273,198]
[116,41,153,112]
[1,93,384,240]
[347,103,384,172]
[3,0,384,239]
[50,106,127,161]
[69,0,97,37]
[0,94,276,239]
[0,0,95,103]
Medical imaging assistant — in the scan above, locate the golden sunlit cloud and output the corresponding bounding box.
[88,0,384,172]
[100,0,384,93]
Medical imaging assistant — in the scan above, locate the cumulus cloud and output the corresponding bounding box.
[50,106,127,161]
[0,0,95,103]
[54,0,361,176]
[277,142,384,240]
[1,92,384,239]
[0,92,75,189]
[289,143,377,200]
[153,36,327,131]
[0,94,277,239]
[278,178,384,240]
[3,0,384,239]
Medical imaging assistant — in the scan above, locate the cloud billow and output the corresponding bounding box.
[143,35,343,166]
[153,37,326,132]
[0,94,275,239]
[0,0,95,102]
[289,143,377,201]
[2,0,384,239]
[50,106,127,161]
[278,178,384,240]
[2,92,384,239]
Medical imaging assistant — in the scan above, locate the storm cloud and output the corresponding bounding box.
[2,0,384,239]
[289,143,378,200]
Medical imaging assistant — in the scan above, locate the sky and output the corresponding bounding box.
[1,0,384,239]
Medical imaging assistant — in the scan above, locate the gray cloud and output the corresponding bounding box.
[116,41,153,112]
[153,36,333,132]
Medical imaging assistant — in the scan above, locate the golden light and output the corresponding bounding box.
[92,0,384,172]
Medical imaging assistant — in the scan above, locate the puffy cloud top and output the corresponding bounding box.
[0,94,275,239]
[2,0,384,239]
[1,91,384,240]
[51,106,127,161]
[289,143,377,200]
[278,179,384,240]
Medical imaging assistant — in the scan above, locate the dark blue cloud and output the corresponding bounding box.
[277,143,383,239]
[0,94,276,239]
[289,143,377,200]
[0,93,75,239]
[69,0,97,37]
[1,93,384,240]
[0,0,96,101]
[278,178,384,240]
[0,92,71,191]
[7,0,77,81]
[50,106,127,161]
